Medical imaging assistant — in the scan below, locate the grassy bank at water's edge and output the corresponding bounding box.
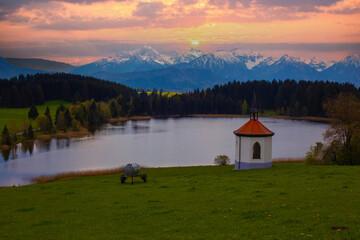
[0,162,359,239]
[0,100,69,132]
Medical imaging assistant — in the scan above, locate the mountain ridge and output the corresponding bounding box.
[1,47,359,90]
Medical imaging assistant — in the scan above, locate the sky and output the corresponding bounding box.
[0,0,360,65]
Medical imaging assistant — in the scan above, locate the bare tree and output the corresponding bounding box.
[322,93,360,164]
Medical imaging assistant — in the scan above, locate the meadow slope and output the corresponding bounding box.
[0,163,359,239]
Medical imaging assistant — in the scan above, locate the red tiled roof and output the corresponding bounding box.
[234,119,274,137]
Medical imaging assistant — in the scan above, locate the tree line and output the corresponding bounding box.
[0,73,136,108]
[1,73,359,117]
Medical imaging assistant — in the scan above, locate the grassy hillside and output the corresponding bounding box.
[0,100,69,132]
[0,163,359,239]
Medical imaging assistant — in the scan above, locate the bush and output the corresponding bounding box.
[305,142,324,165]
[36,115,52,133]
[214,155,230,165]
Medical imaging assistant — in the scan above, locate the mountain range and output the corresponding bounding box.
[1,46,359,91]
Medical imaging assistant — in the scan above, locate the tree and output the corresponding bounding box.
[27,124,34,139]
[1,125,12,145]
[241,100,248,115]
[214,155,230,165]
[8,120,17,141]
[36,115,52,132]
[56,112,66,132]
[322,93,360,165]
[44,106,53,126]
[55,104,66,126]
[64,108,73,127]
[28,104,39,119]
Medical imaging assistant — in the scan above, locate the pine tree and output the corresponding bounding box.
[44,106,53,126]
[64,108,72,127]
[27,124,34,139]
[1,125,12,145]
[28,104,39,119]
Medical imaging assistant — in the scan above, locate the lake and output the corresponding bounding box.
[0,117,328,186]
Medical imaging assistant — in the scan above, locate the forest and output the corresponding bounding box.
[0,73,359,117]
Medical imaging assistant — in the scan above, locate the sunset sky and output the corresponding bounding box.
[0,0,359,65]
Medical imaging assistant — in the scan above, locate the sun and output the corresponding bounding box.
[191,41,199,46]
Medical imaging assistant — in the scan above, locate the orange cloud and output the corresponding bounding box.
[0,0,359,63]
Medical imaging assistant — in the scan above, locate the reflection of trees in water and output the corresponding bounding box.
[1,149,10,161]
[21,141,34,155]
[131,124,149,134]
[0,145,19,161]
[10,145,18,160]
[35,139,51,152]
[56,139,71,149]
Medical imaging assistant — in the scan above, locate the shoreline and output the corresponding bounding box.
[109,114,330,123]
[1,159,304,187]
[1,114,328,151]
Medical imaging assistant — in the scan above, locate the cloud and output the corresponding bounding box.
[207,0,342,11]
[0,0,124,17]
[133,2,165,19]
[1,41,359,61]
[35,18,148,30]
[1,0,359,32]
[329,6,360,14]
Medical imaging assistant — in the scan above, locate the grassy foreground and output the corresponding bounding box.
[0,100,69,132]
[0,163,359,240]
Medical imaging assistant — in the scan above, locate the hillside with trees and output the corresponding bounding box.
[0,73,359,118]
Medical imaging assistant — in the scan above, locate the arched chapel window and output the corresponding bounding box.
[253,142,261,159]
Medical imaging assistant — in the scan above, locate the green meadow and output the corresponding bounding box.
[0,100,69,132]
[0,162,359,239]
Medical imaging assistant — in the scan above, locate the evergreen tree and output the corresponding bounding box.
[44,106,53,126]
[55,104,66,125]
[28,104,39,119]
[241,100,248,115]
[27,124,34,139]
[64,108,72,127]
[1,125,12,145]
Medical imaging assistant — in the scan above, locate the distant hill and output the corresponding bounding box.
[6,58,75,73]
[92,67,222,92]
[0,57,41,79]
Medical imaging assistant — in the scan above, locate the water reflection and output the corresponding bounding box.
[0,117,328,186]
[1,148,10,161]
[22,141,35,154]
[0,120,150,162]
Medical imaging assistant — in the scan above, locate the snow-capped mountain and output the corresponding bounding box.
[174,49,266,82]
[251,54,320,81]
[321,55,360,84]
[302,57,336,72]
[2,46,359,90]
[170,47,204,64]
[71,46,171,75]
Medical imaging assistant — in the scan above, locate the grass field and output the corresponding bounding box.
[0,100,69,132]
[0,162,359,239]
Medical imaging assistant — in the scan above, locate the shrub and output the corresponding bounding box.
[36,115,52,133]
[71,120,81,131]
[214,155,230,165]
[305,142,324,165]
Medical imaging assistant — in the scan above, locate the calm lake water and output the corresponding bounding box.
[0,117,328,186]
